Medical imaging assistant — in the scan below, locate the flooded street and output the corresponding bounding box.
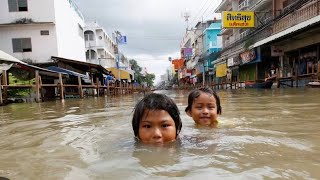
[1,89,320,179]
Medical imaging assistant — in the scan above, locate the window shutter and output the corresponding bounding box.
[12,39,22,52]
[8,0,18,12]
[18,0,27,8]
[22,38,32,50]
[89,34,94,41]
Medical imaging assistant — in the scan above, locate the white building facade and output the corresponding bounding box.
[84,21,117,68]
[0,0,86,63]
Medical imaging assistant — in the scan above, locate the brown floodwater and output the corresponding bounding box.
[0,88,320,179]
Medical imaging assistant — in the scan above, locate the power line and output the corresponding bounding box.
[189,0,211,26]
[190,0,222,26]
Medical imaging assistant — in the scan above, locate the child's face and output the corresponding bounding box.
[138,109,176,144]
[187,92,218,126]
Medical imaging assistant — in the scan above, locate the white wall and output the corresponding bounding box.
[54,0,86,61]
[96,29,105,47]
[0,0,55,24]
[0,25,58,63]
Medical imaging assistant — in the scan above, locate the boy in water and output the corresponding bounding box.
[132,93,182,145]
[185,88,222,127]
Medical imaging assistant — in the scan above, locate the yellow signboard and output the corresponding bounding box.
[216,63,227,78]
[222,11,255,28]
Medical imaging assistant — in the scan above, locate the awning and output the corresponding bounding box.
[252,15,320,48]
[212,58,227,66]
[51,56,110,75]
[47,66,90,83]
[0,50,25,64]
[107,67,133,80]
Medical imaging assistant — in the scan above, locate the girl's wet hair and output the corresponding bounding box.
[132,93,182,137]
[185,87,221,115]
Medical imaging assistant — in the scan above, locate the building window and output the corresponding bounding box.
[8,0,28,12]
[84,31,94,41]
[40,30,49,36]
[86,50,97,60]
[12,38,32,52]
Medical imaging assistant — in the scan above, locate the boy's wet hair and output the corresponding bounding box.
[185,87,222,115]
[132,93,182,137]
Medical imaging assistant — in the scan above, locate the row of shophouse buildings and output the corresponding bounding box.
[0,0,134,82]
[174,0,320,88]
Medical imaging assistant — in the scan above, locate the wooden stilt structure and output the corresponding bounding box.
[78,76,84,98]
[35,70,40,103]
[0,75,2,105]
[2,70,8,103]
[59,73,64,99]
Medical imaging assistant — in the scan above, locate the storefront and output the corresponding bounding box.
[238,47,262,82]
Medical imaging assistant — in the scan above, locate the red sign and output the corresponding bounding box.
[172,59,184,71]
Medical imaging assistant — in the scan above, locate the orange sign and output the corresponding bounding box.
[172,59,184,71]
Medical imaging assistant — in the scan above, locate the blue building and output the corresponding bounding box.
[202,20,222,84]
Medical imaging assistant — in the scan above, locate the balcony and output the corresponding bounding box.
[273,0,320,34]
[239,29,250,39]
[238,0,249,10]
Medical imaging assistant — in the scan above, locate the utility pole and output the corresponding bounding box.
[114,31,122,82]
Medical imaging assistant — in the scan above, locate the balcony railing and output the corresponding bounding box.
[273,0,320,34]
[248,0,271,11]
[238,0,249,10]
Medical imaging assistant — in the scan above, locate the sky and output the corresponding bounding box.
[74,0,222,84]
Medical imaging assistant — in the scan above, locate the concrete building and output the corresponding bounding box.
[0,0,86,63]
[215,0,274,83]
[203,20,222,84]
[216,0,320,87]
[180,20,221,85]
[84,21,117,68]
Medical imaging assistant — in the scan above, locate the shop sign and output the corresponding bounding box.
[184,48,193,57]
[222,11,255,28]
[216,63,227,77]
[171,59,184,71]
[240,49,256,64]
[227,57,241,67]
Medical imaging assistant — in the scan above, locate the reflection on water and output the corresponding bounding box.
[0,89,320,179]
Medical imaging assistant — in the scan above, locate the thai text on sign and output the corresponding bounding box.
[222,11,255,28]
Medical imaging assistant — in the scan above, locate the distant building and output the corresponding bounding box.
[0,0,86,63]
[84,21,117,68]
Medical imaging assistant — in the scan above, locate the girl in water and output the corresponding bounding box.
[185,87,222,127]
[132,93,182,144]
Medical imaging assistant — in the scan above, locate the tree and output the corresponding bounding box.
[129,59,143,84]
[145,73,155,87]
[129,59,155,86]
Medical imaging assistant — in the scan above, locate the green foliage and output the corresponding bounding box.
[129,59,155,86]
[145,73,155,87]
[7,73,34,97]
[9,73,35,85]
